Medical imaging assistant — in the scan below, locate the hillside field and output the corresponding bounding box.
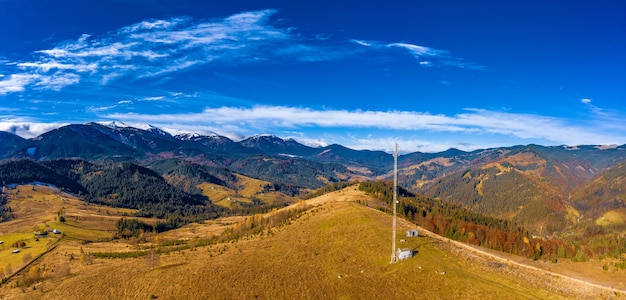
[1,186,624,299]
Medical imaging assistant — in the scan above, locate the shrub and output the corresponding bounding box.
[572,250,589,263]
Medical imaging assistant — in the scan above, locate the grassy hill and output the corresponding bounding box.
[2,187,621,299]
[0,185,141,279]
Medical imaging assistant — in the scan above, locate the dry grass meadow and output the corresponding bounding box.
[1,186,625,299]
[197,174,297,208]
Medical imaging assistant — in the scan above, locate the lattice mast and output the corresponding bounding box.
[390,143,398,263]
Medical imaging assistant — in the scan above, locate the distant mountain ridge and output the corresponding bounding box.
[1,122,625,234]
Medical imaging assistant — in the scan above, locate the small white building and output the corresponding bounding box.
[406,229,418,237]
[397,248,412,260]
[52,229,61,234]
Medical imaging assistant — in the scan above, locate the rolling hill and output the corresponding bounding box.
[414,145,626,232]
[1,187,622,299]
[1,122,626,238]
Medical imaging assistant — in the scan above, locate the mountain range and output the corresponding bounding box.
[1,122,625,233]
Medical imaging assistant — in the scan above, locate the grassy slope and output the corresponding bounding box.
[0,185,149,282]
[198,174,296,208]
[11,188,601,299]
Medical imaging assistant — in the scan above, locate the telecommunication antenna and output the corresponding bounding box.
[390,143,398,263]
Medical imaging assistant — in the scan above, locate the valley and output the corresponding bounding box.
[1,123,625,298]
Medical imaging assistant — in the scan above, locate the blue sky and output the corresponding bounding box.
[1,0,624,152]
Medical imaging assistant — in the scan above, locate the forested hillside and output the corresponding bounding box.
[571,161,626,218]
[79,162,218,219]
[229,155,347,192]
[0,160,86,194]
[360,181,626,265]
[148,159,239,194]
[0,160,226,226]
[416,145,626,233]
[423,166,566,231]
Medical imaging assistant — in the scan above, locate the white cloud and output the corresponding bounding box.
[141,96,165,101]
[0,74,41,94]
[388,43,445,57]
[34,72,80,90]
[581,98,592,104]
[17,61,98,72]
[87,105,117,112]
[104,105,626,147]
[0,121,69,138]
[3,103,623,151]
[354,40,485,70]
[351,39,373,47]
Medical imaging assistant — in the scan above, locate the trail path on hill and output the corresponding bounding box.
[414,225,626,297]
[310,187,626,298]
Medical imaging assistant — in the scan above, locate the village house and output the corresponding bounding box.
[397,248,412,260]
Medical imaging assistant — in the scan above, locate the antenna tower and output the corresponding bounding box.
[390,143,398,263]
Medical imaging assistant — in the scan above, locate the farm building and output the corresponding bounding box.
[397,248,412,260]
[406,229,418,237]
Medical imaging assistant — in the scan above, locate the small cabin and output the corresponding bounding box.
[52,229,61,234]
[406,229,418,237]
[397,248,413,260]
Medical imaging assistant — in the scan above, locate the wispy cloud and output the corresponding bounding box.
[0,9,485,95]
[352,39,485,70]
[0,9,336,95]
[141,96,166,101]
[87,105,117,112]
[580,97,626,133]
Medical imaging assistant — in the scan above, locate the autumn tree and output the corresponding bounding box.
[22,252,33,265]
